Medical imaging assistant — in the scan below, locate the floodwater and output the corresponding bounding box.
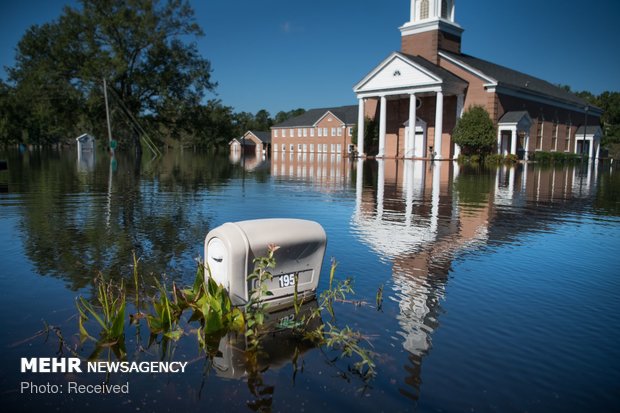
[0,148,619,413]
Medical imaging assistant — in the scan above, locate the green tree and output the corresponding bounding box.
[452,105,496,156]
[274,108,305,124]
[6,0,216,149]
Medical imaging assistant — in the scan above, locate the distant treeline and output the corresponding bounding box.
[0,0,304,152]
[559,85,620,147]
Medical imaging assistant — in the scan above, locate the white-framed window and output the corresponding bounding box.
[274,129,278,138]
[348,127,353,136]
[323,127,328,136]
[536,118,544,150]
[282,129,286,138]
[322,144,327,153]
[310,144,314,152]
[337,144,342,153]
[297,128,302,137]
[318,128,323,137]
[282,144,286,152]
[274,143,279,152]
[290,129,294,138]
[337,127,342,136]
[290,144,294,152]
[331,127,336,136]
[298,144,302,151]
[310,128,315,137]
[330,144,335,153]
[303,144,307,152]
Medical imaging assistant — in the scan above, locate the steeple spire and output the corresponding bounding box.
[400,0,463,63]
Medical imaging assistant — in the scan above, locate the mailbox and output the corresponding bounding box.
[204,218,327,309]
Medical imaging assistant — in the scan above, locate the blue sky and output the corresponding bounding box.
[1,0,619,115]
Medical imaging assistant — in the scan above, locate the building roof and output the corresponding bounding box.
[498,111,530,123]
[440,50,600,111]
[575,125,602,136]
[273,105,358,128]
[399,52,468,88]
[248,130,271,143]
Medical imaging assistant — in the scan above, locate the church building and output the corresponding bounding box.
[354,0,602,160]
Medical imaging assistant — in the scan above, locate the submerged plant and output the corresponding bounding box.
[75,273,127,358]
[244,243,278,352]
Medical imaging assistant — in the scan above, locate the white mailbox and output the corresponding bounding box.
[204,218,327,309]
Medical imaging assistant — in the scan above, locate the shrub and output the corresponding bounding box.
[452,105,496,156]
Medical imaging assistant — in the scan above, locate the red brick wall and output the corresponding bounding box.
[271,116,353,157]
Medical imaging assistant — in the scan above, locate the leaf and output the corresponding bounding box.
[164,328,184,341]
[110,299,126,339]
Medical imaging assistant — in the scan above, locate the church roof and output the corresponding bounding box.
[398,52,468,88]
[575,125,602,136]
[498,111,530,123]
[440,51,600,111]
[273,105,358,128]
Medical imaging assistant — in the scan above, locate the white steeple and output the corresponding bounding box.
[409,0,455,24]
[400,0,463,62]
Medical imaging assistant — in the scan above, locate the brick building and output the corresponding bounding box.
[271,106,357,157]
[354,0,603,160]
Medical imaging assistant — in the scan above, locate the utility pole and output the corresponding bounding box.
[103,78,113,155]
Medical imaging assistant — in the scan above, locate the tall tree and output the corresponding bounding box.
[7,0,216,148]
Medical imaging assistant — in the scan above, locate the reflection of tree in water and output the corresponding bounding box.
[14,149,246,290]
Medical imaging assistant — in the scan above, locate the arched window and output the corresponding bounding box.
[420,0,429,19]
[441,0,452,19]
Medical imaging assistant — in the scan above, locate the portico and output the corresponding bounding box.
[497,111,532,160]
[354,52,466,159]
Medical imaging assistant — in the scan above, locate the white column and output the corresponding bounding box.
[407,93,417,158]
[524,133,530,161]
[497,128,503,155]
[454,93,464,159]
[510,127,517,155]
[434,91,443,159]
[379,95,387,158]
[357,98,366,157]
[595,141,600,159]
[410,0,416,22]
[588,137,594,159]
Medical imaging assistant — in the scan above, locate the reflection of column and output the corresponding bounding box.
[357,98,366,157]
[377,159,385,219]
[434,91,443,159]
[405,160,414,227]
[430,162,440,235]
[522,162,528,192]
[355,159,364,215]
[379,96,387,158]
[407,94,416,158]
[454,93,464,158]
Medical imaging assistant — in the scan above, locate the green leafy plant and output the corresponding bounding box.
[75,273,127,359]
[244,244,278,351]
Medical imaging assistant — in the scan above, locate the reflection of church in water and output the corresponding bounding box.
[270,153,599,399]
